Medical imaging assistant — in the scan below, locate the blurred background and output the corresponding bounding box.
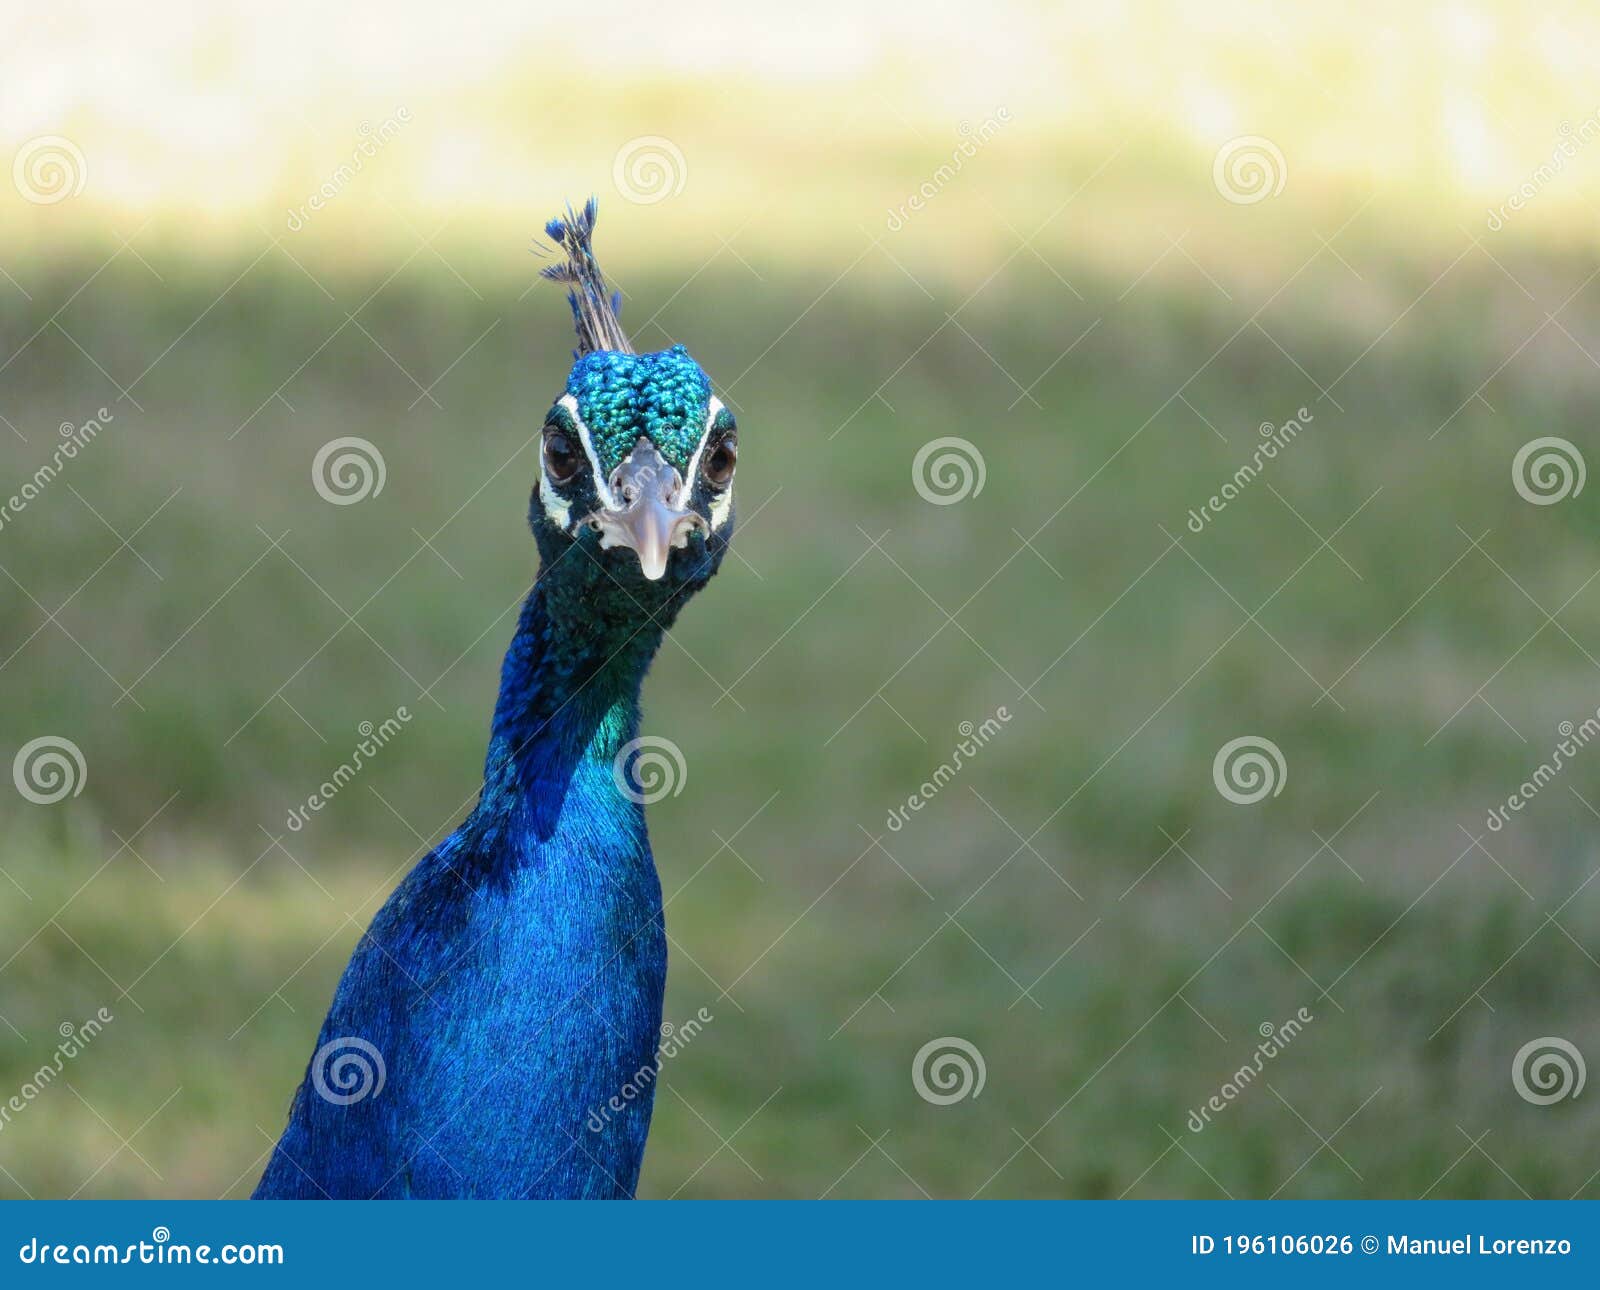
[4,0,1600,1199]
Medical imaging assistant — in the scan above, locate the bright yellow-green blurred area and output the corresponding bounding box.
[9,1,1600,271]
[6,3,1600,1202]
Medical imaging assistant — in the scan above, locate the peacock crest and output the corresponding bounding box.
[539,196,633,357]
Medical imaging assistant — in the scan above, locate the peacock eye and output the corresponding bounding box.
[542,426,582,484]
[702,434,737,488]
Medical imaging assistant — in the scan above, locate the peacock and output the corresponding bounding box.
[254,199,738,1199]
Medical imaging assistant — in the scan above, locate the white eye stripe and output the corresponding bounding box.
[551,394,622,511]
[697,397,737,533]
[682,395,723,487]
[538,452,572,528]
[539,401,583,529]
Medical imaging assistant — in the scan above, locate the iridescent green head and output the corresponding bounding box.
[532,200,737,595]
[565,346,713,478]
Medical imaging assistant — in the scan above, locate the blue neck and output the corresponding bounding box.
[471,576,665,845]
[256,561,687,1197]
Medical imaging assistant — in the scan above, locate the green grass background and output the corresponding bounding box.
[3,178,1600,1199]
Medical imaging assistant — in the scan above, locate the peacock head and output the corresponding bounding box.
[530,200,736,602]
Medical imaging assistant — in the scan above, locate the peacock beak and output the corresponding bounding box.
[583,438,707,581]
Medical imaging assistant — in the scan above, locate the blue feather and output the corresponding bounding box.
[533,198,632,355]
[254,201,735,1200]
